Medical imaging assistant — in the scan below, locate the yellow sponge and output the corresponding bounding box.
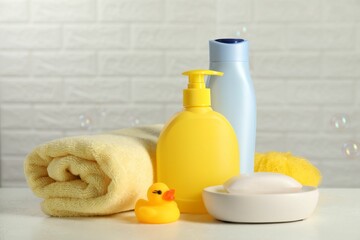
[255,152,321,187]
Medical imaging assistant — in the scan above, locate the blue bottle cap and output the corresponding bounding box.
[215,38,245,44]
[210,38,249,62]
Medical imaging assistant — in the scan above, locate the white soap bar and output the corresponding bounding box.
[224,172,303,194]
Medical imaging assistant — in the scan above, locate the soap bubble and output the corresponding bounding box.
[129,115,140,127]
[242,26,247,33]
[100,109,107,118]
[330,114,349,130]
[99,108,107,124]
[98,109,107,131]
[235,26,248,38]
[79,114,92,130]
[342,141,360,159]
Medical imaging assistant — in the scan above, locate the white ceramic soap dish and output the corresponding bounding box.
[203,185,319,223]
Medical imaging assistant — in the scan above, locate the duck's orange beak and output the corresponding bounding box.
[162,189,175,201]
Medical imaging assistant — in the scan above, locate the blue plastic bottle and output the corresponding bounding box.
[207,38,256,174]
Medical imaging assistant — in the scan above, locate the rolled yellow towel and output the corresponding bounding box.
[255,152,321,187]
[24,125,162,217]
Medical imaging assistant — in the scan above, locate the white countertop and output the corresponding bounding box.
[0,188,360,240]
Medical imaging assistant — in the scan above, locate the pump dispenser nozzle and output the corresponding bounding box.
[182,70,223,108]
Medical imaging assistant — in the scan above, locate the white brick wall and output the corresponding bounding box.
[0,0,28,22]
[99,0,164,22]
[1,78,63,102]
[252,53,322,77]
[166,0,217,23]
[65,77,131,103]
[31,0,96,22]
[132,25,197,49]
[0,25,61,49]
[32,52,97,76]
[1,0,360,188]
[64,25,130,49]
[0,52,29,75]
[254,0,321,22]
[99,52,165,75]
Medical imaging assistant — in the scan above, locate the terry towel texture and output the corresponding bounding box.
[24,125,163,217]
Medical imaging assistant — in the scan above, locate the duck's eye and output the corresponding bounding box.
[152,190,162,195]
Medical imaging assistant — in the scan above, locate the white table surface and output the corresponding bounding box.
[0,188,359,240]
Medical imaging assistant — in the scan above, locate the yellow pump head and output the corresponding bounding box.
[182,70,223,107]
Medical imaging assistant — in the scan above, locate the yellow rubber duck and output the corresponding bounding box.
[135,182,180,224]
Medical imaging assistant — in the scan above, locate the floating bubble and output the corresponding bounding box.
[330,114,349,130]
[100,110,107,118]
[79,114,92,130]
[342,141,360,159]
[129,115,140,127]
[97,109,107,131]
[235,26,248,38]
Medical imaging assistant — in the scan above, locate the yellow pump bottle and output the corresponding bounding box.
[156,70,240,214]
